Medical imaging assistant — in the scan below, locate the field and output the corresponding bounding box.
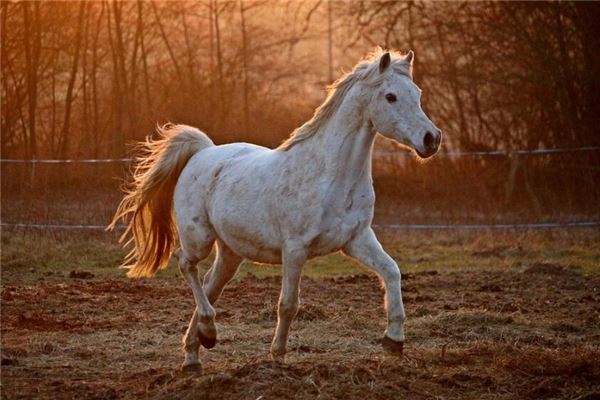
[1,229,599,399]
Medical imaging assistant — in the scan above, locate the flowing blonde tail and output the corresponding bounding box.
[108,124,214,278]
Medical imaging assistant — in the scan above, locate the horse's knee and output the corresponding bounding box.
[389,312,406,325]
[384,263,401,283]
[278,299,299,320]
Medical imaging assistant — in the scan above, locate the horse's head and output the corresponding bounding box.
[367,51,441,158]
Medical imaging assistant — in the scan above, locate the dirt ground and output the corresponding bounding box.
[2,246,599,400]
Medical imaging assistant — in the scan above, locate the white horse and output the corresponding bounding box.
[110,49,441,372]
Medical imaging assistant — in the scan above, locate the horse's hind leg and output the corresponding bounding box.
[177,231,216,372]
[203,239,243,304]
[179,239,242,371]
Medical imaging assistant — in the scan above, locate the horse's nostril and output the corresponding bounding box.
[423,132,435,150]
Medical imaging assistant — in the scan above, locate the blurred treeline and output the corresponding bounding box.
[1,1,599,220]
[3,1,599,158]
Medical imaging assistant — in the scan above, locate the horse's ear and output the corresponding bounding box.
[405,50,414,65]
[379,52,391,74]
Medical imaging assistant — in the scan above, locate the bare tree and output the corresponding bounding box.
[239,0,250,136]
[59,2,86,158]
[21,2,41,160]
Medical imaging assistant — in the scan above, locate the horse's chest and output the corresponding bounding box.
[310,222,360,256]
[309,190,374,256]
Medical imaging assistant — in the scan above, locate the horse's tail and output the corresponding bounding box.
[108,124,214,278]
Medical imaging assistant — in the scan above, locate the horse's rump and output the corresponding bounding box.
[109,124,214,278]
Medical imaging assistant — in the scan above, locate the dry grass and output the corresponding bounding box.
[1,230,599,399]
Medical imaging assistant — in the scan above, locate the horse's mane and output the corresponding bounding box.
[278,48,413,151]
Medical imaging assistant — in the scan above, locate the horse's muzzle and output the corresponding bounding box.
[417,129,441,158]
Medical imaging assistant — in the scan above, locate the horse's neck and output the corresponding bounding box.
[292,92,376,187]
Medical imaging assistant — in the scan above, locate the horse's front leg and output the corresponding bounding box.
[344,228,405,354]
[270,247,306,361]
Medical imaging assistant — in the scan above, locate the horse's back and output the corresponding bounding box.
[174,142,285,262]
[188,142,270,168]
[174,141,275,208]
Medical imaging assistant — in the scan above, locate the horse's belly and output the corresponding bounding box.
[212,212,283,264]
[222,235,282,264]
[220,223,356,263]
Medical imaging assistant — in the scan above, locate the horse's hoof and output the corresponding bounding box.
[181,362,203,374]
[198,331,217,349]
[381,335,404,355]
[270,352,286,363]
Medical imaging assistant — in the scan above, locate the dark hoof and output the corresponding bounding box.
[381,335,404,355]
[198,331,217,349]
[270,352,286,363]
[181,362,203,374]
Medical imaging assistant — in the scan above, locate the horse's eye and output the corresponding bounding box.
[385,93,397,103]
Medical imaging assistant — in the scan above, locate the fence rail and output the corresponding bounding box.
[375,146,600,158]
[372,221,600,230]
[2,221,599,231]
[0,158,132,164]
[1,146,599,163]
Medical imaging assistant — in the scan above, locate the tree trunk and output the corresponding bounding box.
[138,1,152,114]
[91,2,105,158]
[152,2,184,84]
[22,2,41,160]
[81,2,91,156]
[327,0,333,83]
[214,0,225,123]
[60,2,86,158]
[239,0,250,138]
